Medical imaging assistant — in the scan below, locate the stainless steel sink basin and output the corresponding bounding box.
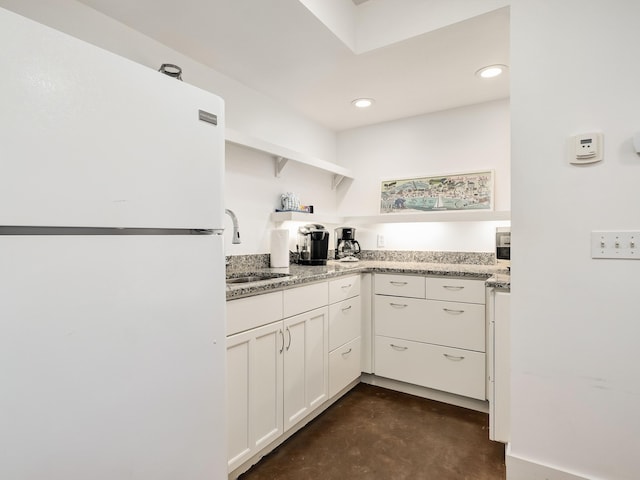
[226,273,290,284]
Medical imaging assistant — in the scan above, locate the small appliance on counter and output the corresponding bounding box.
[335,227,361,262]
[496,227,511,270]
[297,224,329,265]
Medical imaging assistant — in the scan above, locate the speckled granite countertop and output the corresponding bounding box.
[226,260,510,300]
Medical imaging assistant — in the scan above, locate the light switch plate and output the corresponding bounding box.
[591,231,640,259]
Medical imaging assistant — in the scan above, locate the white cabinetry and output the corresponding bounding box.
[227,321,283,470]
[328,275,362,398]
[488,289,510,442]
[283,306,329,430]
[374,274,486,400]
[226,282,330,473]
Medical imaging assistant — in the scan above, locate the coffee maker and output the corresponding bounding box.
[335,227,361,260]
[297,224,329,265]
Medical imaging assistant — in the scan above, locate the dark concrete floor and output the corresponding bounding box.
[239,383,506,480]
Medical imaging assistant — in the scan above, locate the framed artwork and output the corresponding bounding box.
[380,170,493,214]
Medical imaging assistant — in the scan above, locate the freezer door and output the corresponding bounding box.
[0,9,224,229]
[0,234,226,480]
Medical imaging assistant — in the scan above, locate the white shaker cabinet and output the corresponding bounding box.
[227,320,283,471]
[226,282,330,474]
[374,274,487,400]
[283,307,329,430]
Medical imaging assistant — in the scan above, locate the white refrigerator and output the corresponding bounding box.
[0,8,227,480]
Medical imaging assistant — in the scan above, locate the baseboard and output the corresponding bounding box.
[506,445,590,480]
[361,373,489,413]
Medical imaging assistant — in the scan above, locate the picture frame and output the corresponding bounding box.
[380,170,494,214]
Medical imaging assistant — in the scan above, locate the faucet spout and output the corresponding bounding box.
[225,209,241,244]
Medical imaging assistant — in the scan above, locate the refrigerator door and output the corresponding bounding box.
[0,234,227,480]
[0,9,224,229]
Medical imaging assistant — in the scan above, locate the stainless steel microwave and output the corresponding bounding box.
[496,227,511,263]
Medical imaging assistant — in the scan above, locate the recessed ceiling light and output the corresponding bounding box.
[475,64,508,79]
[352,98,374,108]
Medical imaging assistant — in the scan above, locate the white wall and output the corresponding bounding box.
[224,143,337,255]
[336,99,510,252]
[510,1,640,479]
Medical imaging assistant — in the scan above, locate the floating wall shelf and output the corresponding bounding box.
[271,210,511,225]
[225,128,353,189]
[344,211,511,224]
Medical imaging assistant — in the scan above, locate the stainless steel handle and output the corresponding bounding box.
[390,344,408,351]
[285,327,292,351]
[443,285,464,291]
[443,353,465,361]
[279,329,284,354]
[341,348,352,356]
[341,284,352,289]
[341,305,352,312]
[389,303,408,308]
[443,308,465,314]
[390,281,408,286]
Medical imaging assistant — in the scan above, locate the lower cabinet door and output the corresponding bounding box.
[329,337,362,398]
[374,336,486,400]
[283,307,329,432]
[226,321,284,472]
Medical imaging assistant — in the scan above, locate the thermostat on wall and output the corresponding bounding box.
[570,132,603,165]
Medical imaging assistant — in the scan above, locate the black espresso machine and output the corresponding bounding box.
[297,224,329,265]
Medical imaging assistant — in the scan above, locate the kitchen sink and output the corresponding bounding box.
[226,273,291,284]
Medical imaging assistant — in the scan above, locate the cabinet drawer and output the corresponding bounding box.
[283,281,328,318]
[226,291,283,336]
[329,296,361,351]
[329,275,361,304]
[375,297,485,352]
[329,337,361,398]
[374,336,486,400]
[375,274,425,298]
[426,277,485,304]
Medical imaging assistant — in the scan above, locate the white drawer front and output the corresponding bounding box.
[374,336,486,400]
[226,291,283,336]
[283,281,328,318]
[423,300,485,352]
[329,275,361,304]
[374,274,425,299]
[375,295,426,337]
[329,337,361,398]
[375,297,485,352]
[426,277,485,304]
[329,297,361,351]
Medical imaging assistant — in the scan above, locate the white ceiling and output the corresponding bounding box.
[76,0,509,132]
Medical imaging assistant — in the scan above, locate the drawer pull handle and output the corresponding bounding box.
[341,284,352,289]
[279,329,284,354]
[443,353,465,361]
[285,327,292,351]
[390,344,408,351]
[390,281,408,286]
[389,303,408,309]
[443,285,464,291]
[443,308,465,315]
[341,305,353,312]
[341,348,352,357]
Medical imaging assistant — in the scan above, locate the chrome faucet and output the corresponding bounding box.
[225,209,241,244]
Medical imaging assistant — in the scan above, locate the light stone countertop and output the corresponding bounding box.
[226,260,510,300]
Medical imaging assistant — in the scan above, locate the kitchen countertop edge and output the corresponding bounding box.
[226,260,510,300]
